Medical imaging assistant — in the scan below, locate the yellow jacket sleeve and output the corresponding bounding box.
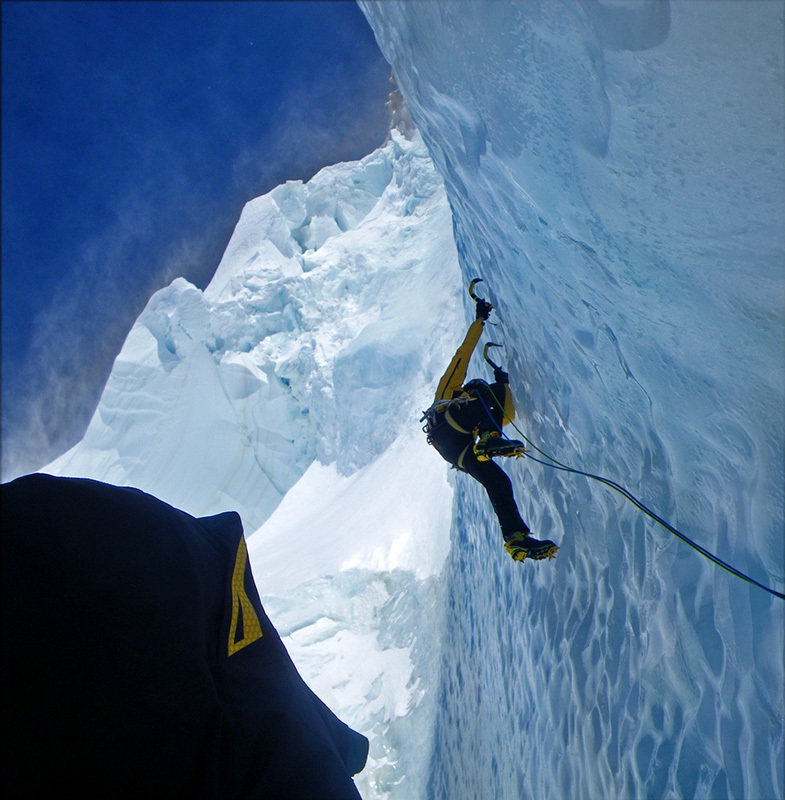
[499,384,516,426]
[434,319,484,402]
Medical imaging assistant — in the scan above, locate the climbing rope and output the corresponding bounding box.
[475,388,785,601]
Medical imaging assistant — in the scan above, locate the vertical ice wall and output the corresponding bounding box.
[360,2,784,798]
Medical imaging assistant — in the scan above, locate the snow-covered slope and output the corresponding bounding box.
[46,130,466,797]
[47,131,460,532]
[44,2,783,799]
[359,2,784,799]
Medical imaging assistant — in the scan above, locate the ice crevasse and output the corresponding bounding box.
[46,130,469,797]
[44,2,784,799]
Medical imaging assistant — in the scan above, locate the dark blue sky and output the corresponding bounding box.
[2,1,392,479]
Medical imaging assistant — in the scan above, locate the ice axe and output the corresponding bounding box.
[468,277,483,299]
[468,277,488,304]
[483,342,504,371]
[469,277,498,323]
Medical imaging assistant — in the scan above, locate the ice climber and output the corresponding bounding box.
[422,282,559,562]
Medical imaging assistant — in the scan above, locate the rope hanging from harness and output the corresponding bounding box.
[472,386,785,601]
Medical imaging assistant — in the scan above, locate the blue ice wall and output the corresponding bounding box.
[360,2,784,798]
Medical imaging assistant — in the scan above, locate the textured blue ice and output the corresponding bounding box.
[360,2,784,798]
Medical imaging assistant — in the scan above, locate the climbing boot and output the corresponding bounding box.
[474,431,526,461]
[504,531,559,562]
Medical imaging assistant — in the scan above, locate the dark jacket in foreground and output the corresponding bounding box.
[1,473,368,799]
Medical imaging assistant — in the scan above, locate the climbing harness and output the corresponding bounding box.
[473,385,785,601]
[420,396,474,445]
[420,396,480,472]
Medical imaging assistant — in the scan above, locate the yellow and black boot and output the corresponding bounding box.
[503,531,559,562]
[474,430,526,461]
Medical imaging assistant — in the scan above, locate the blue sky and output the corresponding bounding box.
[1,1,392,479]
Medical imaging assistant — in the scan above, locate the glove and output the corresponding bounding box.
[475,298,493,320]
[494,367,509,384]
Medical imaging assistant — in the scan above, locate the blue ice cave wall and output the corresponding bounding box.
[360,2,784,798]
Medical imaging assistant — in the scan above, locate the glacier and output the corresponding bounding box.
[41,1,783,799]
[358,2,784,799]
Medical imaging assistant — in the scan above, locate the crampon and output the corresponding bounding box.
[474,432,527,461]
[503,532,559,562]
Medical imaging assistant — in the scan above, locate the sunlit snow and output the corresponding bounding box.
[45,130,465,796]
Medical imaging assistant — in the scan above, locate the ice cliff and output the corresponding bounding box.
[359,2,784,799]
[45,2,783,799]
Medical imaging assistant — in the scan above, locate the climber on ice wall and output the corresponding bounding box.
[421,280,558,562]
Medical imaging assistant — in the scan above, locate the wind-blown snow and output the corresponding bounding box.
[47,132,461,531]
[43,2,783,799]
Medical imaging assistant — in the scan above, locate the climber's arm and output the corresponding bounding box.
[434,319,484,402]
[498,383,516,426]
[486,360,515,425]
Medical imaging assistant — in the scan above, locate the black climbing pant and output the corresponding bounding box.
[459,449,528,538]
[427,384,528,538]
